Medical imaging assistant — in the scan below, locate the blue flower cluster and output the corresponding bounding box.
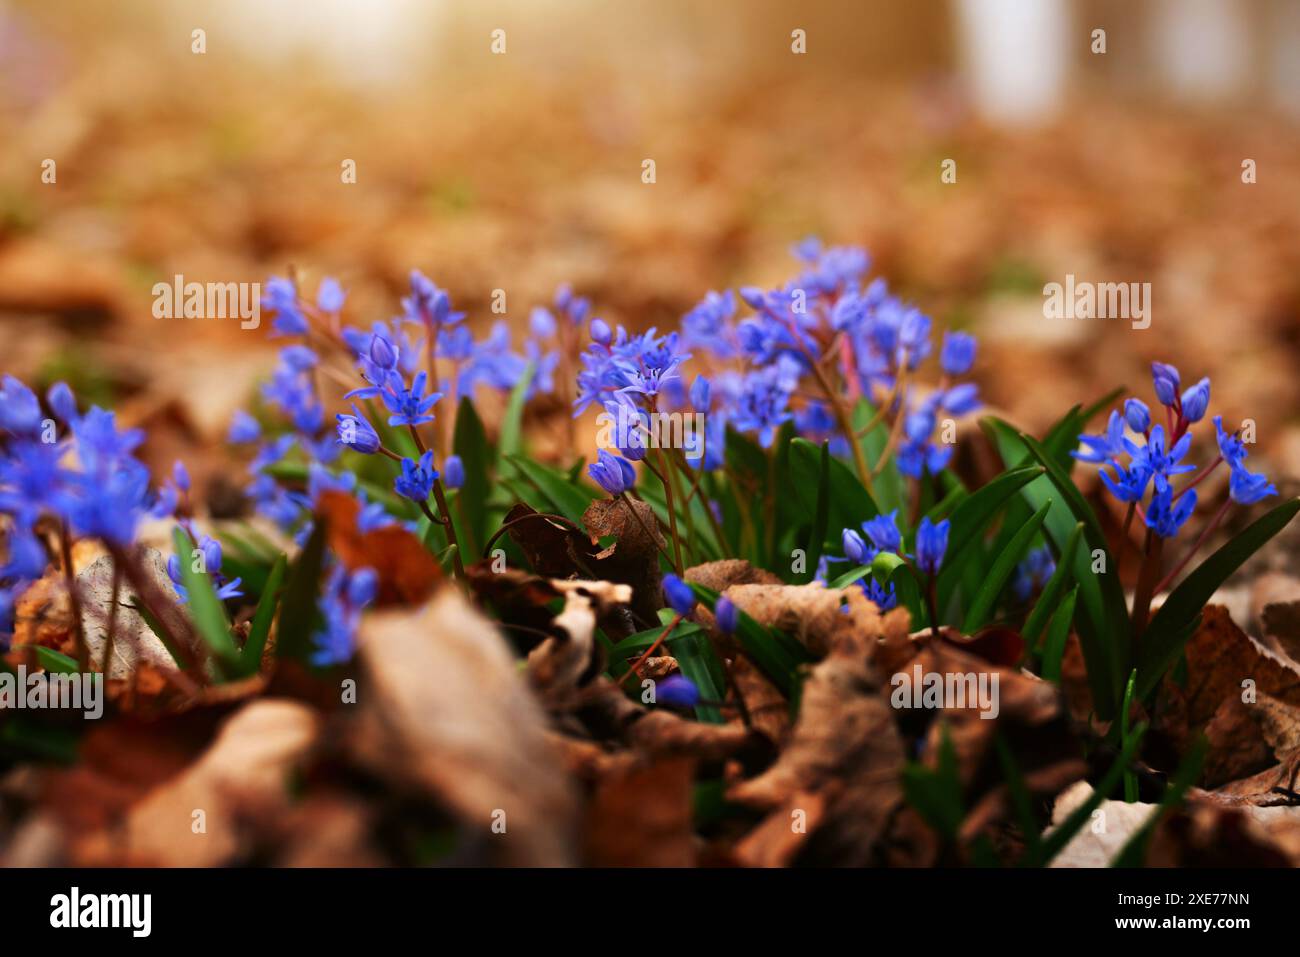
[683,239,979,475]
[0,377,192,645]
[830,508,950,610]
[236,271,568,661]
[1074,363,1275,538]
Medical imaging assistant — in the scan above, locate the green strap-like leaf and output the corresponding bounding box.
[962,498,1053,632]
[1022,521,1083,648]
[240,553,287,676]
[1136,496,1300,698]
[1040,585,1078,683]
[171,527,240,675]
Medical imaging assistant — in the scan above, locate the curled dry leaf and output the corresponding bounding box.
[582,497,668,625]
[351,587,577,866]
[728,590,907,865]
[528,579,632,709]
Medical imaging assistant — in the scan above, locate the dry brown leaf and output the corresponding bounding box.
[351,588,577,866]
[112,699,321,866]
[318,490,442,606]
[583,757,696,867]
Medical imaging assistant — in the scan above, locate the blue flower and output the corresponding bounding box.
[1151,362,1180,407]
[317,277,346,313]
[1213,416,1246,468]
[394,451,438,502]
[47,382,78,424]
[263,277,308,336]
[715,595,738,634]
[656,675,700,708]
[681,290,736,357]
[1127,424,1195,494]
[311,563,378,666]
[941,383,980,416]
[336,405,380,454]
[381,370,441,428]
[0,376,43,438]
[860,577,898,611]
[1145,486,1196,538]
[588,449,634,496]
[662,573,696,616]
[443,454,465,489]
[1180,377,1210,423]
[1123,398,1150,433]
[1098,460,1152,503]
[1074,411,1128,465]
[862,509,902,554]
[228,410,262,444]
[940,331,977,376]
[1229,463,1277,505]
[590,318,612,345]
[730,366,793,448]
[842,528,873,565]
[1012,546,1055,601]
[689,375,711,412]
[915,516,950,576]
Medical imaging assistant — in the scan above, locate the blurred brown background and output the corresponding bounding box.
[1,0,1298,473]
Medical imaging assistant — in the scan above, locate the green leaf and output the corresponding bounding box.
[506,455,596,525]
[802,442,832,584]
[240,553,287,675]
[1022,521,1083,648]
[668,629,726,724]
[171,527,240,675]
[902,723,964,842]
[687,582,809,696]
[1028,722,1146,867]
[275,517,329,664]
[962,498,1053,632]
[498,360,534,466]
[1040,585,1078,684]
[1136,496,1300,699]
[788,437,879,545]
[852,398,905,515]
[869,551,925,625]
[1018,429,1128,719]
[34,646,80,675]
[934,464,1043,612]
[1111,737,1206,867]
[453,396,492,555]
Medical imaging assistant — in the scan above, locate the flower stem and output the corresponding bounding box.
[618,613,682,686]
[655,448,685,575]
[1154,496,1232,596]
[1130,529,1163,637]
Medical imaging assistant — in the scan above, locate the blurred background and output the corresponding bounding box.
[1,0,1298,482]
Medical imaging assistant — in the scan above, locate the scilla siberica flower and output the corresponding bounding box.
[394,451,438,502]
[312,564,378,666]
[588,449,635,496]
[655,674,700,709]
[715,595,738,634]
[167,531,243,603]
[915,517,950,576]
[1074,363,1275,542]
[662,573,697,616]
